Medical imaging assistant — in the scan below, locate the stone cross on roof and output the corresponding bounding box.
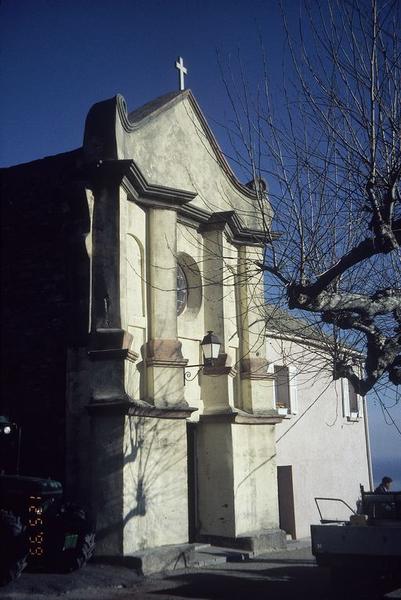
[175,56,187,91]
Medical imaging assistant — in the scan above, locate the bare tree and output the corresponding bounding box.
[219,0,401,396]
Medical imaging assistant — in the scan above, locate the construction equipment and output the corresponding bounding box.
[311,486,401,586]
[0,416,95,586]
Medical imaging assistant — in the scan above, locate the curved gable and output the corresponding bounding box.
[84,91,272,231]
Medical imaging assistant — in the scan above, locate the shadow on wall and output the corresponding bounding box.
[90,411,187,549]
[123,416,188,526]
[121,367,189,548]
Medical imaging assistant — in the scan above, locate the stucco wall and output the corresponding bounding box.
[123,416,189,553]
[196,421,236,537]
[232,424,279,535]
[197,421,280,539]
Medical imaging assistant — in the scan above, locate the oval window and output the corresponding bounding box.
[176,264,188,315]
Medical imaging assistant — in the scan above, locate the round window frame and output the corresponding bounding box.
[176,254,202,319]
[176,264,188,316]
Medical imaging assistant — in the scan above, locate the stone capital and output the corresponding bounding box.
[240,357,274,380]
[146,338,188,368]
[203,353,237,378]
[88,328,139,362]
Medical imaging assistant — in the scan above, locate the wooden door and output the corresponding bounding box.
[277,465,296,540]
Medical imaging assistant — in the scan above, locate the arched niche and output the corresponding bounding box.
[177,252,202,320]
[126,234,145,324]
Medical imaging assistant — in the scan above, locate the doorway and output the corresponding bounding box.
[187,422,198,541]
[277,465,296,540]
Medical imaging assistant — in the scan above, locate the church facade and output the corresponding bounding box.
[1,90,372,556]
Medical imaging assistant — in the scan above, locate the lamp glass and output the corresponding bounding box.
[201,331,221,361]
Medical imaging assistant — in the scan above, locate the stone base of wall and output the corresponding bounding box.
[196,528,286,555]
[96,543,197,575]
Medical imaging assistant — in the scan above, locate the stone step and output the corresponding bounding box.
[189,544,252,567]
[286,537,311,551]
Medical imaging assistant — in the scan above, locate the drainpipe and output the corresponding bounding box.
[362,396,374,490]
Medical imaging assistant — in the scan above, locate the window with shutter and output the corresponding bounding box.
[348,381,360,420]
[288,366,298,414]
[341,378,351,418]
[274,365,290,414]
[274,365,298,415]
[349,382,358,413]
[342,379,360,420]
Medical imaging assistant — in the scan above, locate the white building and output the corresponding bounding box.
[266,307,372,539]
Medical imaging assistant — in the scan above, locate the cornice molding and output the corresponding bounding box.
[123,160,197,205]
[177,204,211,228]
[127,402,196,419]
[200,409,283,425]
[85,161,279,245]
[86,159,197,208]
[146,358,188,368]
[199,210,278,246]
[88,348,139,361]
[86,397,196,419]
[86,399,133,416]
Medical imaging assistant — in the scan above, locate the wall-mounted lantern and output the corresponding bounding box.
[184,330,221,384]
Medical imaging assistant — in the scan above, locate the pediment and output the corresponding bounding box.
[83,91,272,231]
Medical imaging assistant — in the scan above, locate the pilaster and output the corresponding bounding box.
[238,245,275,413]
[147,207,187,407]
[88,180,140,405]
[196,415,283,551]
[201,228,236,413]
[91,183,121,330]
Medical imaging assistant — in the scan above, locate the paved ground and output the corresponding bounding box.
[1,546,400,600]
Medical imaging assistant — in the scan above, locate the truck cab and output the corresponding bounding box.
[311,486,401,586]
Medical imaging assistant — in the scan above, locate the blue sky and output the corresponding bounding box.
[1,0,400,488]
[0,0,292,167]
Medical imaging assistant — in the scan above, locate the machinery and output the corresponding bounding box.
[0,416,95,586]
[311,486,401,586]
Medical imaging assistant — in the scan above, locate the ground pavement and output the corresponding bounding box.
[1,545,400,600]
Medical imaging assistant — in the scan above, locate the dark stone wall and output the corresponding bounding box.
[0,150,90,481]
